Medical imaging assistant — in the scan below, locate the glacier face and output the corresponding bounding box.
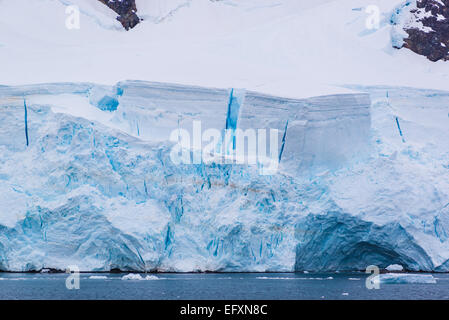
[0,82,448,272]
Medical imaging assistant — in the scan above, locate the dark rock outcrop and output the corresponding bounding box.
[400,0,449,62]
[98,0,140,30]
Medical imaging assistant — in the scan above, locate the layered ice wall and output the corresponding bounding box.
[238,91,372,175]
[107,81,372,175]
[110,81,230,142]
[0,82,448,272]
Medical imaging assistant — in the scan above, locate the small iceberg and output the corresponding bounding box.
[122,274,143,281]
[121,274,159,281]
[386,264,404,272]
[377,273,437,284]
[89,275,108,280]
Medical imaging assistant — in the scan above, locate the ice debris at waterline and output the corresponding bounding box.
[122,274,160,281]
[89,275,108,280]
[386,264,404,272]
[375,274,437,284]
[0,82,448,272]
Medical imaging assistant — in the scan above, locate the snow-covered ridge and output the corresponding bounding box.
[2,0,449,94]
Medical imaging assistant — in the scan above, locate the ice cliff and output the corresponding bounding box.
[0,81,448,272]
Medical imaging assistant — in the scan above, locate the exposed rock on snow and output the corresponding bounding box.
[98,0,140,30]
[393,0,449,61]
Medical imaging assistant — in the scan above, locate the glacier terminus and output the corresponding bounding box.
[0,81,448,273]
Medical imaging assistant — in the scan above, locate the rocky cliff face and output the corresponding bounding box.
[98,0,140,30]
[397,0,449,62]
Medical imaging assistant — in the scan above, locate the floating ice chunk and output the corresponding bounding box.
[89,275,108,279]
[377,273,436,284]
[122,274,144,281]
[386,264,404,272]
[121,274,159,280]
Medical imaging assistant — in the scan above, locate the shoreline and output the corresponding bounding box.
[0,270,446,274]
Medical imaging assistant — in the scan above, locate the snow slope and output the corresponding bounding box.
[1,0,449,97]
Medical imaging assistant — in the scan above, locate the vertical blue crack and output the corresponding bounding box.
[225,88,243,150]
[24,99,29,147]
[225,88,235,131]
[143,180,148,196]
[278,120,288,162]
[395,117,405,143]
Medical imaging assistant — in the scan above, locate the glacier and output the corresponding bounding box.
[0,81,448,272]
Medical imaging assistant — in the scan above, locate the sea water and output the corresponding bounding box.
[0,273,448,300]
